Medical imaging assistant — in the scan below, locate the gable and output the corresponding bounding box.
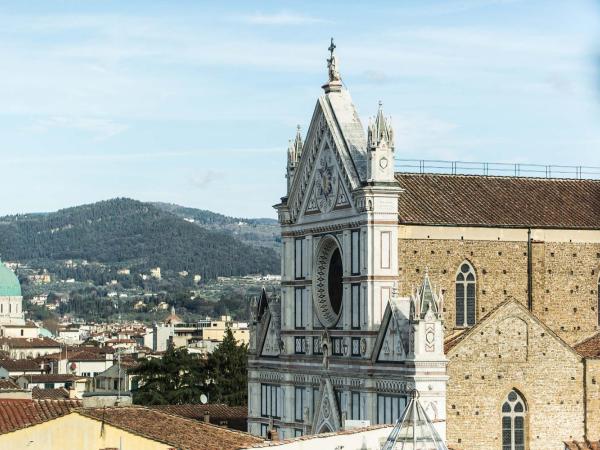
[311,376,342,434]
[287,90,367,224]
[446,300,580,364]
[372,298,409,363]
[258,310,280,358]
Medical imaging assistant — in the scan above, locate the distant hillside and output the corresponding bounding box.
[153,202,280,252]
[0,198,279,280]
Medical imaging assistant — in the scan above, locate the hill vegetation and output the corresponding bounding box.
[0,198,279,280]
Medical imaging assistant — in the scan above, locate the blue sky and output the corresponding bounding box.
[1,0,600,218]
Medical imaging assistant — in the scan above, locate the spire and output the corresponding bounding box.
[368,101,394,149]
[287,125,303,165]
[286,125,303,192]
[322,38,342,93]
[410,268,443,321]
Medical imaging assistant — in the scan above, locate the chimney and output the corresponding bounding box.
[267,429,279,442]
[68,384,77,399]
[203,411,210,423]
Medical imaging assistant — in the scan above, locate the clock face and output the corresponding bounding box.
[316,153,338,213]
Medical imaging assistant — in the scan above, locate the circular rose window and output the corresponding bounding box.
[313,235,343,328]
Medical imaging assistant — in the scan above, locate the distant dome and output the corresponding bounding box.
[0,261,21,297]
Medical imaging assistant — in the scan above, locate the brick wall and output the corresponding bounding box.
[398,238,600,344]
[445,301,585,450]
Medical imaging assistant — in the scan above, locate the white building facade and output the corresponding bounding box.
[247,44,447,440]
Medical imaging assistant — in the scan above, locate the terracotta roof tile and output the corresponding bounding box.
[0,337,61,349]
[0,359,43,372]
[396,173,600,229]
[79,406,263,450]
[31,387,69,400]
[0,379,20,390]
[152,404,248,431]
[0,399,81,434]
[17,374,86,383]
[574,332,600,358]
[565,441,600,450]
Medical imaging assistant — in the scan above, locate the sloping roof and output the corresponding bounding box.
[17,374,85,383]
[0,379,20,390]
[31,387,69,400]
[0,399,81,434]
[396,173,600,229]
[0,337,60,349]
[78,406,263,450]
[564,441,600,450]
[151,403,248,430]
[152,403,247,420]
[0,359,42,372]
[573,332,600,358]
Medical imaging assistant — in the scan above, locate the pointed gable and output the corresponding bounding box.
[285,86,367,223]
[373,296,409,363]
[312,377,342,434]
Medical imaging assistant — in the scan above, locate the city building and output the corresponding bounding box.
[248,42,600,450]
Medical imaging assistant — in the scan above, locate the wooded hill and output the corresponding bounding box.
[0,198,279,280]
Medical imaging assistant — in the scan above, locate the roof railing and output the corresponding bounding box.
[395,159,600,180]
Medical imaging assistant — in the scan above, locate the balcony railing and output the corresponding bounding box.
[395,159,600,180]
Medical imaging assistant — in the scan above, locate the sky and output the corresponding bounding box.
[1,0,600,218]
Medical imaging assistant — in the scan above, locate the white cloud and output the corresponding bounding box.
[233,12,327,26]
[25,116,128,140]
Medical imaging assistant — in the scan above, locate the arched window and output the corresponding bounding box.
[456,262,476,327]
[502,390,526,450]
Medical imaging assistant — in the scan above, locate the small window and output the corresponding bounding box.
[312,336,323,355]
[332,337,344,356]
[294,238,306,279]
[456,262,476,327]
[351,284,361,329]
[294,337,306,354]
[295,288,308,329]
[294,387,306,422]
[351,230,360,275]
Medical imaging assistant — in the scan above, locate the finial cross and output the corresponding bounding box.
[328,37,336,58]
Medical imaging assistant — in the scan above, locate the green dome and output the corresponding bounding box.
[0,261,21,297]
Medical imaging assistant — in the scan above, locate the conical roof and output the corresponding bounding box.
[0,260,21,297]
[382,391,448,450]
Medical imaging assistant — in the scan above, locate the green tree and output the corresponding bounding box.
[130,346,208,405]
[206,328,248,406]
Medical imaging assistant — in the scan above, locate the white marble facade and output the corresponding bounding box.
[247,44,447,440]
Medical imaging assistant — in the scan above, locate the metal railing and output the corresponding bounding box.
[395,159,600,179]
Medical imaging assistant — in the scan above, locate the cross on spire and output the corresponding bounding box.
[328,37,336,58]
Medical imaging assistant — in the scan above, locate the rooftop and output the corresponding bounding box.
[79,406,263,450]
[396,172,600,229]
[0,398,81,434]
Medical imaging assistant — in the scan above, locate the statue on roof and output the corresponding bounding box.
[327,38,341,83]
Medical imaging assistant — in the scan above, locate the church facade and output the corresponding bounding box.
[248,44,600,450]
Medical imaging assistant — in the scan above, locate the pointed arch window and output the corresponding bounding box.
[456,262,476,327]
[502,390,526,450]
